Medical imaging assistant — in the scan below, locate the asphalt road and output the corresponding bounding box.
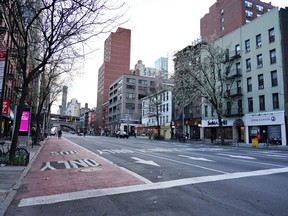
[6,134,288,216]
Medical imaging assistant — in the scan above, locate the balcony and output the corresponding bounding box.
[223,51,241,62]
[226,68,242,79]
[225,87,243,97]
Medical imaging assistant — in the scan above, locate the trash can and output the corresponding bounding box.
[252,138,258,148]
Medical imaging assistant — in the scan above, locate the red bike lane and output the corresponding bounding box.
[15,137,146,201]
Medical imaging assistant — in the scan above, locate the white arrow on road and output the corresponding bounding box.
[131,157,160,167]
[178,155,215,162]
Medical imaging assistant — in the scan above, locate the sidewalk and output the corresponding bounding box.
[0,142,42,216]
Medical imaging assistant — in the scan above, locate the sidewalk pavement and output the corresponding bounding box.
[0,136,287,215]
[0,142,42,216]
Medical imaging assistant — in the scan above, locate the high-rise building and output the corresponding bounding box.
[200,0,274,39]
[95,27,131,133]
[154,57,168,72]
[59,85,68,115]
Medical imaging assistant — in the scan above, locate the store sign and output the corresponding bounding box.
[207,120,227,126]
[0,50,6,93]
[245,112,284,125]
[2,100,10,115]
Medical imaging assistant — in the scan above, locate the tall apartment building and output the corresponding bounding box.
[95,27,131,133]
[200,0,274,39]
[201,7,288,145]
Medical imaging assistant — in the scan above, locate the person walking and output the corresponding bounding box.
[58,130,62,139]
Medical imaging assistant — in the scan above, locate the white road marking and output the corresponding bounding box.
[217,153,256,160]
[19,167,288,207]
[131,157,160,167]
[178,155,215,162]
[135,151,227,174]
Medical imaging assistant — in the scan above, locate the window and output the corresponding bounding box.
[126,93,135,100]
[126,85,135,89]
[247,77,252,92]
[257,54,263,68]
[127,78,136,83]
[270,49,276,64]
[238,99,243,114]
[245,1,253,7]
[220,26,225,31]
[220,17,224,23]
[235,44,240,56]
[271,70,278,87]
[220,8,224,15]
[269,28,275,43]
[236,63,241,74]
[245,10,253,17]
[211,107,215,117]
[139,80,147,85]
[204,106,208,117]
[225,49,229,61]
[226,101,231,115]
[166,104,168,112]
[248,97,253,112]
[259,95,265,111]
[272,93,279,109]
[196,106,200,117]
[138,86,147,91]
[126,103,135,110]
[245,40,250,53]
[256,4,264,12]
[246,58,251,72]
[256,34,262,48]
[258,74,264,89]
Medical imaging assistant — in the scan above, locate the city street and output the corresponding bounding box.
[5,134,288,216]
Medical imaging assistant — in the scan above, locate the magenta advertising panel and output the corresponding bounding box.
[20,111,30,132]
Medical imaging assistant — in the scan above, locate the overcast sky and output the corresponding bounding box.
[52,0,287,113]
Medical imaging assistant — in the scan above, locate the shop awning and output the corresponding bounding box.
[233,119,244,126]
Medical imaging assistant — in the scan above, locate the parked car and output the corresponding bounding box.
[116,131,129,139]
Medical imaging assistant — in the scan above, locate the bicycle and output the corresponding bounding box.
[0,140,29,165]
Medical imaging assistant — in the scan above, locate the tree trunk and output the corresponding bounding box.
[218,116,225,145]
[9,85,29,159]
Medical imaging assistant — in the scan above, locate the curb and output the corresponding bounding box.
[0,140,46,216]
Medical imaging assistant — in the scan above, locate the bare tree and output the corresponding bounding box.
[173,39,238,144]
[32,55,73,145]
[1,0,127,159]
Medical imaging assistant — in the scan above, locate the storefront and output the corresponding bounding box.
[201,117,244,142]
[244,111,286,145]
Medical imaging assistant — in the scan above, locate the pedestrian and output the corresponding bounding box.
[31,127,36,147]
[84,129,87,137]
[58,130,62,139]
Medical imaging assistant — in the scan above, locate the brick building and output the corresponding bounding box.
[200,0,274,39]
[95,27,131,133]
